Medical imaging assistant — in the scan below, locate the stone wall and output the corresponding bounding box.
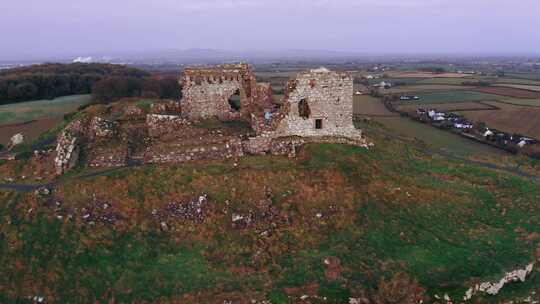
[180,63,259,121]
[246,67,366,152]
[274,67,361,139]
[54,119,85,175]
[52,66,369,175]
[244,135,371,158]
[147,138,244,164]
[146,114,191,138]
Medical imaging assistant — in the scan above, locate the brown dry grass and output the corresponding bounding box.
[0,117,63,146]
[474,87,540,99]
[460,101,540,138]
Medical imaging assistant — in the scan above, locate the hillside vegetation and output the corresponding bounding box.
[0,120,539,303]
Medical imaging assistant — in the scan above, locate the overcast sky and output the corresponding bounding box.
[1,0,539,60]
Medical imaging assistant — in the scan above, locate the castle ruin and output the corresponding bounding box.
[53,63,368,175]
[180,64,273,121]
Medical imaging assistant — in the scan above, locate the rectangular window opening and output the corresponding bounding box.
[315,119,323,129]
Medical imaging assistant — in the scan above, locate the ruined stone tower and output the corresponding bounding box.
[275,67,360,139]
[180,63,271,121]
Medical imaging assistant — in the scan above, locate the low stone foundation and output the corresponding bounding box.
[146,114,191,138]
[244,135,369,158]
[147,138,244,164]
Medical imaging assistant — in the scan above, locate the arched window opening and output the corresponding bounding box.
[228,89,241,112]
[298,98,311,119]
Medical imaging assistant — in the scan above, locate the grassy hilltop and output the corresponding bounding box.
[1,118,539,303]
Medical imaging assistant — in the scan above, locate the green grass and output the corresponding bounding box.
[371,116,502,156]
[415,77,492,85]
[0,94,91,125]
[135,99,154,113]
[506,73,540,81]
[1,124,539,302]
[393,90,501,105]
[367,78,422,85]
[496,78,540,86]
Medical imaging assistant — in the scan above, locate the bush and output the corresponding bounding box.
[373,273,425,304]
[15,150,33,160]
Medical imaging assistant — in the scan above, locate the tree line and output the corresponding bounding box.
[0,63,149,104]
[0,63,181,105]
[91,76,180,103]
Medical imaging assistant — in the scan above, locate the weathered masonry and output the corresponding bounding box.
[275,67,360,139]
[246,67,365,155]
[52,64,369,175]
[180,63,273,121]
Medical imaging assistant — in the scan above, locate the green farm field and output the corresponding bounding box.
[393,90,501,105]
[495,84,540,92]
[371,116,503,156]
[506,73,540,81]
[414,77,484,85]
[396,101,496,113]
[0,94,92,125]
[384,85,473,94]
[495,78,540,86]
[353,95,395,116]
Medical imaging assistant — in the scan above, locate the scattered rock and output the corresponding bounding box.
[153,194,209,224]
[8,133,24,149]
[35,187,51,197]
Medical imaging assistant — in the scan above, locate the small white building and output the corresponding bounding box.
[454,123,473,129]
[428,110,445,121]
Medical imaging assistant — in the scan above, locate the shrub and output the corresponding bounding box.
[373,273,425,304]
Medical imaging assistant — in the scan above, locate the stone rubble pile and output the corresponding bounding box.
[463,263,535,301]
[146,114,191,138]
[80,198,123,225]
[88,117,118,140]
[152,195,209,227]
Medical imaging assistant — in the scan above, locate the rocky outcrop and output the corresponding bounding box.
[463,263,535,301]
[8,133,24,150]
